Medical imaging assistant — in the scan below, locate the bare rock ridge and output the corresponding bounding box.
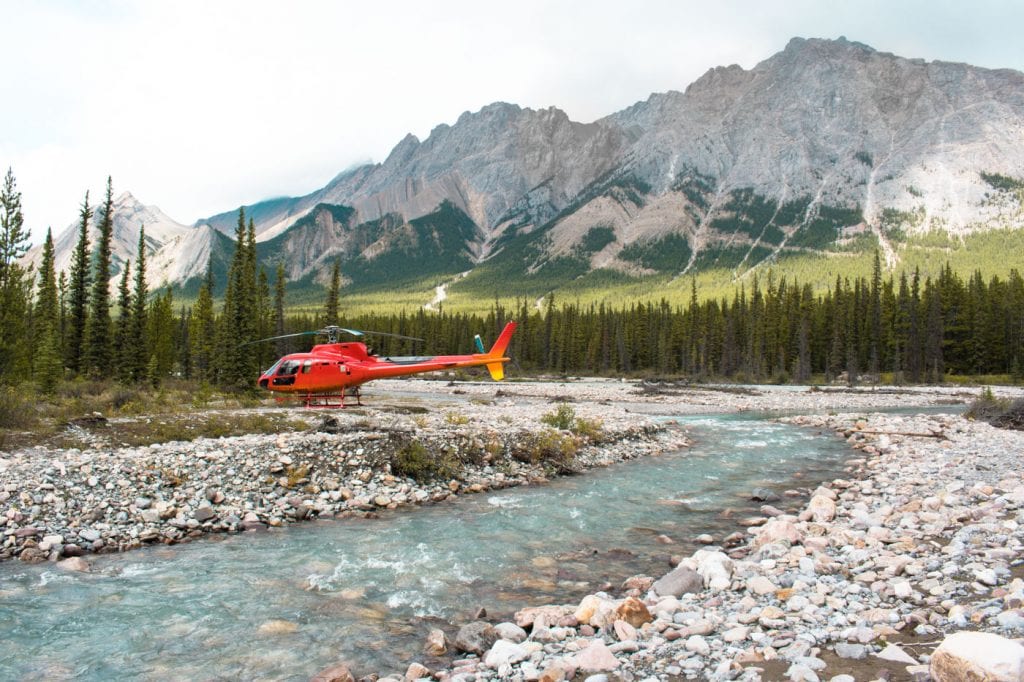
[28,37,1024,291]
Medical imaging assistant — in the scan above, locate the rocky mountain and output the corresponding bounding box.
[28,37,1024,299]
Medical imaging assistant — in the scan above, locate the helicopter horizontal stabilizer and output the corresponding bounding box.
[486,362,505,381]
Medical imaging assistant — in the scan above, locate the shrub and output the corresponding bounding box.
[541,403,576,430]
[0,387,37,429]
[540,403,603,441]
[513,429,580,470]
[965,387,1011,421]
[444,411,470,425]
[572,415,604,442]
[390,439,461,482]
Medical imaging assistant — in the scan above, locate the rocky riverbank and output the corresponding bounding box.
[381,404,1024,682]
[0,396,681,564]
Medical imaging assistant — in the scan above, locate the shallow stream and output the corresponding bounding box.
[0,413,857,680]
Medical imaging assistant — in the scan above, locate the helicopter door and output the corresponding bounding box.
[272,360,300,386]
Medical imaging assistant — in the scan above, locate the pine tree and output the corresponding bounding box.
[273,262,287,357]
[114,259,133,382]
[189,261,216,383]
[0,168,33,381]
[66,191,93,374]
[255,267,271,370]
[34,228,63,392]
[869,250,882,375]
[323,258,341,324]
[128,225,148,382]
[147,289,176,380]
[84,177,115,376]
[218,208,258,386]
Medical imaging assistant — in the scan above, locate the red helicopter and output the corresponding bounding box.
[253,321,517,407]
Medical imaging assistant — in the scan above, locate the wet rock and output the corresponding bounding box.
[751,487,780,502]
[930,631,1024,681]
[651,565,703,597]
[312,663,355,682]
[257,619,299,634]
[56,557,90,572]
[454,621,496,655]
[405,662,430,680]
[424,628,448,656]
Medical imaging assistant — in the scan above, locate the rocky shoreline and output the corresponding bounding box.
[397,403,1024,682]
[5,380,1024,681]
[0,395,681,564]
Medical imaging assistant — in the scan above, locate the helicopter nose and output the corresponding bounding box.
[258,377,269,389]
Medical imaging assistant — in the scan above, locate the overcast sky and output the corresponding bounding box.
[4,0,1023,245]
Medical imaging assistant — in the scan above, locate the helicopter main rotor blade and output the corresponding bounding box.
[339,328,424,342]
[239,331,318,347]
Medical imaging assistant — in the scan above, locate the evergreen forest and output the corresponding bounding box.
[2,169,1024,397]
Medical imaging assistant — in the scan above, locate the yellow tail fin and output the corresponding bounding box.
[486,362,505,381]
[482,321,516,381]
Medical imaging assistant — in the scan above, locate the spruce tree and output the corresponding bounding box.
[0,168,32,381]
[129,225,148,382]
[189,261,216,383]
[273,262,287,357]
[66,191,93,374]
[114,259,133,382]
[323,258,341,324]
[84,177,115,376]
[147,289,176,380]
[869,250,882,375]
[34,229,63,392]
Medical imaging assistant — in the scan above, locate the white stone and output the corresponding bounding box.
[484,640,529,668]
[931,631,1024,682]
[875,643,917,665]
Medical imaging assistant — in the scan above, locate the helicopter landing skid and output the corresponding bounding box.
[300,387,362,409]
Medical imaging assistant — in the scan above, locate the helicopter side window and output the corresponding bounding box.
[302,360,312,374]
[277,360,300,376]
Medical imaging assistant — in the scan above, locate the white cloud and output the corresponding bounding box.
[2,0,1022,244]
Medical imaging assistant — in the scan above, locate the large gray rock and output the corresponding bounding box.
[454,621,497,655]
[652,565,703,597]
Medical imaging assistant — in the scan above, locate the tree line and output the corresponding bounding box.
[2,167,1023,393]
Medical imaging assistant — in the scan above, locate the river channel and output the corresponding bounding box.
[0,412,858,680]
